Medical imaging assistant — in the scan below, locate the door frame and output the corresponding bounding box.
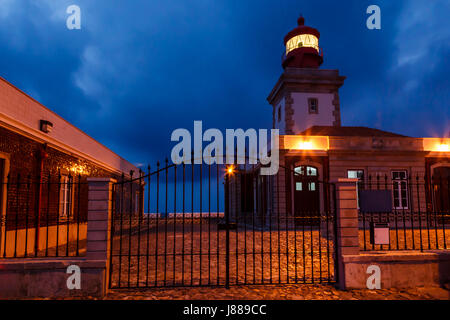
[430,163,450,212]
[291,160,324,215]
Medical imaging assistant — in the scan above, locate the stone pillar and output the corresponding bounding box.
[86,177,116,296]
[87,177,115,261]
[334,178,360,289]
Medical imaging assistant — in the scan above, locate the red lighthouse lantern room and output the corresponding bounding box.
[282,16,323,69]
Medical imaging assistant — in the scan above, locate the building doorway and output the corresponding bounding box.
[432,166,450,213]
[293,165,320,223]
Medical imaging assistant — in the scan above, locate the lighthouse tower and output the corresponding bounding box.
[267,16,346,135]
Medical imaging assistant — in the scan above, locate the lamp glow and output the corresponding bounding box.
[226,166,234,175]
[71,164,87,175]
[286,34,319,55]
[437,144,449,152]
[283,135,328,151]
[297,141,313,150]
[423,138,450,152]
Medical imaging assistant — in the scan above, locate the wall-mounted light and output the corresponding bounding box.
[40,120,53,133]
[282,136,329,151]
[297,141,313,150]
[423,138,450,152]
[437,144,449,152]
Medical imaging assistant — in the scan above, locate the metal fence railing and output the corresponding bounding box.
[109,158,338,289]
[358,174,449,251]
[0,173,87,258]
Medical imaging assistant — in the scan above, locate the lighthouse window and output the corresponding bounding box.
[308,98,318,114]
[278,106,281,122]
[285,34,319,55]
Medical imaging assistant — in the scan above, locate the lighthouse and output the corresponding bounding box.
[267,16,346,134]
[282,16,323,69]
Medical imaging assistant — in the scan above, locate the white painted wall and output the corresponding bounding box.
[290,92,335,133]
[274,98,285,134]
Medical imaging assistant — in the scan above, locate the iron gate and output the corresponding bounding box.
[109,160,337,288]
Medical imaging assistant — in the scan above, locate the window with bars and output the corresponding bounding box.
[392,170,408,209]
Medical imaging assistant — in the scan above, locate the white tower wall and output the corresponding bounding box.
[290,92,335,134]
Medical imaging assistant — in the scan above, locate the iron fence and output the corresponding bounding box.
[358,174,449,251]
[109,159,338,289]
[0,173,87,258]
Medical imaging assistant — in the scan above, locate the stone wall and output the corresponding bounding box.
[341,251,450,289]
[334,178,450,289]
[0,259,107,298]
[0,178,115,298]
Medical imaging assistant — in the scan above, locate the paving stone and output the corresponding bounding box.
[101,284,449,300]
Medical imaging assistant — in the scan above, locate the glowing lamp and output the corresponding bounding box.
[285,33,319,55]
[297,141,313,150]
[437,144,449,152]
[226,166,234,175]
[423,138,450,152]
[282,16,323,69]
[71,164,87,175]
[282,135,329,151]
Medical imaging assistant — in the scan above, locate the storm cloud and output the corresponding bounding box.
[0,0,448,168]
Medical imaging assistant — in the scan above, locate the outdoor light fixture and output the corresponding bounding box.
[285,33,319,55]
[422,138,450,152]
[226,166,234,175]
[297,141,313,150]
[437,144,449,152]
[39,120,53,133]
[282,136,329,151]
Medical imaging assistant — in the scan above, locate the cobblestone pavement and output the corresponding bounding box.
[105,284,450,300]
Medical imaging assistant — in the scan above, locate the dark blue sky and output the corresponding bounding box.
[0,0,449,168]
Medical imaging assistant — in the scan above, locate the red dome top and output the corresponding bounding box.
[282,16,323,69]
[283,16,320,45]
